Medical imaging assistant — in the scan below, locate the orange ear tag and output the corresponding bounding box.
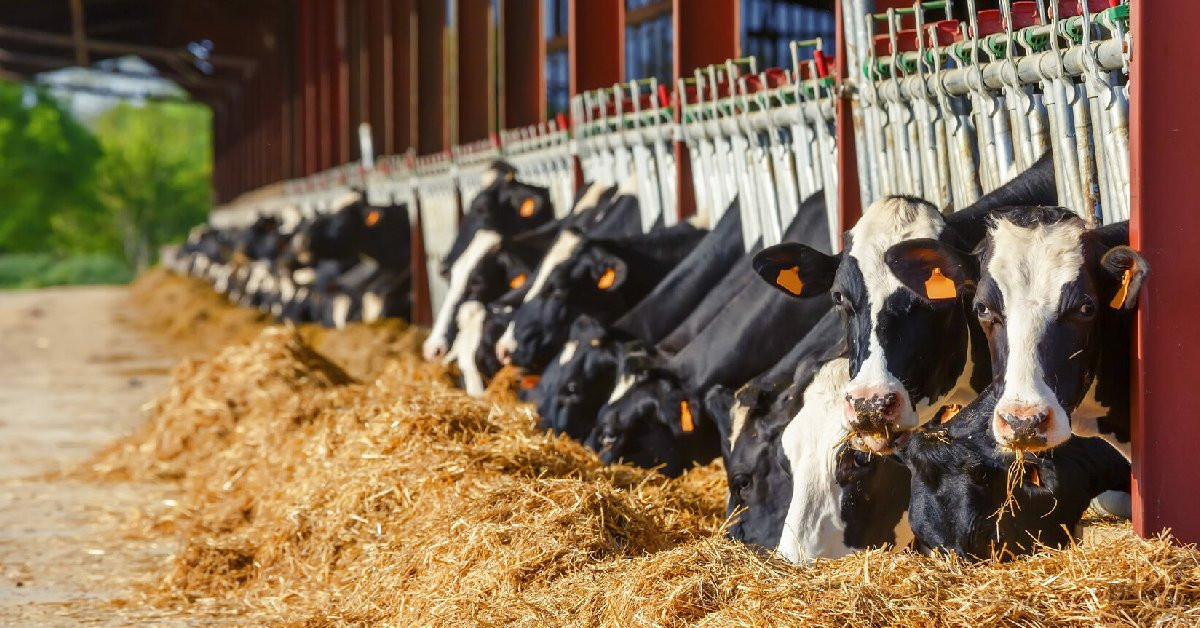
[925,268,957,300]
[937,403,962,423]
[597,267,617,290]
[519,197,537,218]
[775,266,804,296]
[680,400,695,433]
[520,375,541,390]
[364,210,381,227]
[1110,269,1132,309]
[509,273,527,290]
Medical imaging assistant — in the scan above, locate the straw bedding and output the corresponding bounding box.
[87,271,1200,625]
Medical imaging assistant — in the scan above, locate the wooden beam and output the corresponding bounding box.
[0,24,257,74]
[456,0,494,143]
[500,0,544,128]
[69,0,89,66]
[416,0,447,154]
[568,0,623,96]
[1129,0,1200,544]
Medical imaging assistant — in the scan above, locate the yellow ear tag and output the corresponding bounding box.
[597,267,617,290]
[519,197,537,218]
[1110,269,1133,309]
[365,209,381,227]
[775,266,804,296]
[925,268,957,300]
[680,400,695,433]
[509,273,527,290]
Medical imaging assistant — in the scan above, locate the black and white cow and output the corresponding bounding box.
[423,175,605,362]
[531,205,744,437]
[587,192,834,477]
[885,208,1146,460]
[898,384,1131,559]
[751,154,1058,454]
[496,220,709,371]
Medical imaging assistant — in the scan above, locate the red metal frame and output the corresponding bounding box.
[500,0,545,128]
[416,0,447,154]
[673,0,739,220]
[457,0,494,143]
[1129,0,1200,544]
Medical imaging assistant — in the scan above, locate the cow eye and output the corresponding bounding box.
[1077,300,1096,318]
[974,302,993,320]
[731,473,752,493]
[831,291,846,307]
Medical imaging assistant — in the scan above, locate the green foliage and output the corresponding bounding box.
[0,80,212,284]
[0,253,133,289]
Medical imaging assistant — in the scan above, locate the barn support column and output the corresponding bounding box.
[499,0,544,128]
[395,0,416,153]
[456,0,496,143]
[416,0,447,154]
[834,0,862,241]
[568,0,623,187]
[1129,0,1200,544]
[673,0,738,220]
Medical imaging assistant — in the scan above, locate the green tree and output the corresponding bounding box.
[0,83,103,254]
[89,101,212,270]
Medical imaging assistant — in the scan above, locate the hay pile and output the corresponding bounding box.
[92,274,1200,625]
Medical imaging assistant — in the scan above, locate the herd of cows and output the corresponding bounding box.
[168,153,1146,563]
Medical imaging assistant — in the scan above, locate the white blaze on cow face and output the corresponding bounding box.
[362,292,385,323]
[558,340,579,366]
[424,229,502,362]
[843,197,947,441]
[572,183,611,214]
[985,218,1084,451]
[452,300,489,397]
[495,322,517,365]
[607,373,638,405]
[777,358,852,564]
[522,230,582,304]
[727,401,753,450]
[331,294,352,330]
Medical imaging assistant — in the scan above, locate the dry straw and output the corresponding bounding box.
[85,272,1200,625]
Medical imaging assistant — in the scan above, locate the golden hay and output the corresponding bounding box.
[90,272,1200,625]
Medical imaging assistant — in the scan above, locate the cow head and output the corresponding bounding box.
[441,175,553,278]
[533,315,620,441]
[900,389,1131,559]
[753,196,977,454]
[586,351,712,477]
[500,233,630,370]
[887,208,1147,452]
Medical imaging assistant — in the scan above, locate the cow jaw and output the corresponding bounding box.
[986,218,1084,452]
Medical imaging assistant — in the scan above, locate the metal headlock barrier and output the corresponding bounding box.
[677,44,840,252]
[843,0,1131,225]
[500,117,576,219]
[571,79,680,232]
[412,152,459,312]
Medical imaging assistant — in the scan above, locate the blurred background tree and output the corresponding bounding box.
[0,78,211,289]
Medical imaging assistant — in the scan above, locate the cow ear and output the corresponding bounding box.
[885,238,974,303]
[752,243,839,298]
[1100,245,1150,310]
[593,256,627,291]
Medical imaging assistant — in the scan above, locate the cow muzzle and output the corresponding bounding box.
[992,402,1056,451]
[422,338,447,362]
[844,387,909,453]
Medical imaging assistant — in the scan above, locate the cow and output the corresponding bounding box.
[750,153,1058,454]
[708,308,913,563]
[884,208,1146,460]
[586,192,834,476]
[496,220,709,371]
[422,174,603,362]
[531,205,744,437]
[898,384,1131,559]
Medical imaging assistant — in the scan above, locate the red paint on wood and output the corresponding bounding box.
[1129,0,1200,544]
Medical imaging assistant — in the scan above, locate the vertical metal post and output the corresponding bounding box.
[416,0,447,154]
[836,0,862,238]
[457,0,495,142]
[500,0,545,128]
[1130,0,1200,544]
